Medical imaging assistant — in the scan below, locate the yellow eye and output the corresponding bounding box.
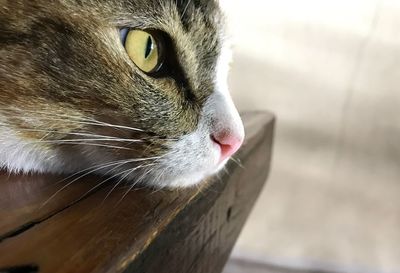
[124,29,163,74]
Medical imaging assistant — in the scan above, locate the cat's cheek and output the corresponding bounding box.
[157,134,221,187]
[153,91,244,188]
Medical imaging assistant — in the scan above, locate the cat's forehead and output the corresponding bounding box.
[117,0,221,24]
[111,0,222,39]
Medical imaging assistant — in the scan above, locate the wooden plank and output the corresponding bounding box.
[0,111,275,273]
[0,173,106,240]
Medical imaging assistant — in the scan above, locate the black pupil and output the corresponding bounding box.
[145,36,153,59]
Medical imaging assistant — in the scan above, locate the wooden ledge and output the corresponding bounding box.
[0,111,275,273]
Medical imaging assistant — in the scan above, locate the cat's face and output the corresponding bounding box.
[0,0,244,188]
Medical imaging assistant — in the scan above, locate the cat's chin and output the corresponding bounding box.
[167,159,230,188]
[160,173,212,188]
[139,154,233,189]
[146,163,227,189]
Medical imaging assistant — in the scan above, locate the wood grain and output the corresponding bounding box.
[0,112,274,273]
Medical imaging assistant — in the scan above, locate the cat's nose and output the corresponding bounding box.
[211,130,244,163]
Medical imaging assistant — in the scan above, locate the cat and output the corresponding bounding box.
[0,0,244,188]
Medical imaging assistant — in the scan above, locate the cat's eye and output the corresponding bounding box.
[123,29,164,74]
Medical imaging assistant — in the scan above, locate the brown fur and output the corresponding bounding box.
[0,0,224,175]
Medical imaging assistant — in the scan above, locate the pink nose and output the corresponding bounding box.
[211,131,244,163]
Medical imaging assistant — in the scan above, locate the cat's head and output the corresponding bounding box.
[0,0,244,188]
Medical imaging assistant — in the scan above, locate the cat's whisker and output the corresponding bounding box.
[0,112,143,133]
[0,133,133,151]
[10,109,146,132]
[147,168,163,195]
[101,163,156,204]
[80,168,134,203]
[30,138,143,143]
[0,108,179,142]
[181,0,192,19]
[81,170,132,203]
[6,127,138,140]
[41,156,162,207]
[149,169,169,195]
[0,124,178,143]
[39,131,52,141]
[82,116,146,133]
[222,166,230,175]
[0,118,178,142]
[116,166,155,206]
[32,141,134,151]
[41,161,129,208]
[115,184,136,207]
[0,108,101,125]
[52,157,156,187]
[229,157,244,169]
[66,163,139,204]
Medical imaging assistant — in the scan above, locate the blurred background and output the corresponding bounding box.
[220,0,400,273]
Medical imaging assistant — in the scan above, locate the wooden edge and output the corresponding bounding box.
[116,112,275,273]
[0,111,275,273]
